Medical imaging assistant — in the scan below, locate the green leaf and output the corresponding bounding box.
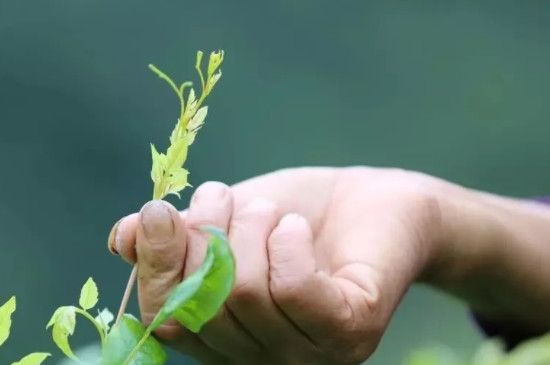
[205,70,222,94]
[79,277,99,311]
[164,137,189,172]
[11,353,50,365]
[46,306,77,360]
[503,334,550,365]
[404,345,464,365]
[471,339,504,365]
[0,296,16,346]
[149,227,235,333]
[207,50,224,77]
[150,144,166,184]
[187,106,208,132]
[186,88,197,113]
[95,308,114,333]
[166,167,190,198]
[101,314,166,365]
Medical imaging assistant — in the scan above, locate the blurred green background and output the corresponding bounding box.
[1,1,550,364]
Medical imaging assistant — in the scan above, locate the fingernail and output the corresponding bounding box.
[115,221,126,255]
[108,219,121,255]
[191,181,228,205]
[141,200,175,244]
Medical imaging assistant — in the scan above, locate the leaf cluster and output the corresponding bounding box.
[405,335,550,365]
[45,228,234,365]
[0,226,234,365]
[149,50,224,200]
[0,296,51,365]
[0,50,234,365]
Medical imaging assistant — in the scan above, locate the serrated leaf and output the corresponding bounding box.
[150,144,165,184]
[168,121,181,145]
[165,167,190,199]
[95,308,114,333]
[188,106,208,132]
[79,278,98,311]
[0,296,16,346]
[149,227,235,333]
[11,353,51,365]
[165,138,188,171]
[101,314,166,365]
[47,306,77,360]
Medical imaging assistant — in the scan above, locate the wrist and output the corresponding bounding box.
[420,182,500,286]
[425,182,550,330]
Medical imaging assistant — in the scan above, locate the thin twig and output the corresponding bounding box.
[116,264,138,325]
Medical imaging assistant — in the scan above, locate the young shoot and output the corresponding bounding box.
[50,50,232,365]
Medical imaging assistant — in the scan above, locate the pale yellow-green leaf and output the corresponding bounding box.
[207,50,224,76]
[471,339,504,365]
[0,296,16,346]
[11,353,51,365]
[166,168,190,198]
[188,106,208,132]
[150,144,166,184]
[503,334,550,365]
[404,345,464,365]
[47,306,77,360]
[149,50,224,201]
[186,130,197,145]
[95,308,114,333]
[205,71,222,94]
[165,138,189,172]
[79,277,98,311]
[169,120,182,145]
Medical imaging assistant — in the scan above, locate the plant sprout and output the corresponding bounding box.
[1,49,548,365]
[0,296,51,364]
[0,50,234,365]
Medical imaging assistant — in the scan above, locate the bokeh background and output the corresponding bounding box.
[1,1,550,364]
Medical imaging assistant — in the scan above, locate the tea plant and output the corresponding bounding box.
[2,48,549,365]
[406,334,550,365]
[1,50,234,365]
[0,296,51,364]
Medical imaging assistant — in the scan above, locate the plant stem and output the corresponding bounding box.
[122,328,152,365]
[75,308,106,346]
[116,264,138,325]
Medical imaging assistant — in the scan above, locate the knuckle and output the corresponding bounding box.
[328,324,381,364]
[153,322,183,341]
[229,277,260,304]
[269,277,303,306]
[237,197,279,221]
[194,181,229,198]
[271,214,307,241]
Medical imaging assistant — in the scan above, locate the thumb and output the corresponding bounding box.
[136,200,186,334]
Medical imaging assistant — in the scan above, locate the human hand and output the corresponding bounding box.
[107,167,452,364]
